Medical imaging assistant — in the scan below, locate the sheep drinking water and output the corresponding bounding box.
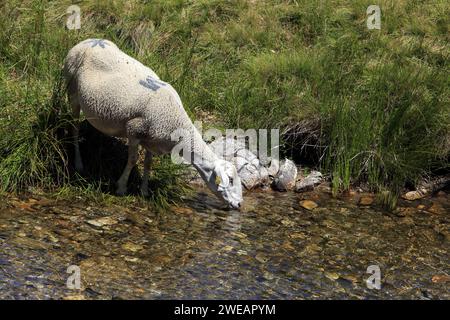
[64,39,243,209]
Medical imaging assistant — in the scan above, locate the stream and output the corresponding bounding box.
[0,185,448,299]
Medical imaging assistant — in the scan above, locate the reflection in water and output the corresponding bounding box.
[0,186,448,299]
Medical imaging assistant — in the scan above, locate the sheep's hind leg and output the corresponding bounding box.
[69,93,83,172]
[140,150,152,197]
[116,138,140,196]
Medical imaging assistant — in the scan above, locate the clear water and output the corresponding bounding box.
[0,186,448,299]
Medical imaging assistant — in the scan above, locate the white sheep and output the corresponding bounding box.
[64,39,243,209]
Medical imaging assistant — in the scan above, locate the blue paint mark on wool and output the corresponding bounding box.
[87,39,109,48]
[139,76,167,91]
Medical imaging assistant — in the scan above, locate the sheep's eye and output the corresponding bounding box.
[229,177,234,185]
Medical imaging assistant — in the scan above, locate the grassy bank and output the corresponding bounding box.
[0,0,448,207]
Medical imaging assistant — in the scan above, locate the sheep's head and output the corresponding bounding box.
[210,159,243,209]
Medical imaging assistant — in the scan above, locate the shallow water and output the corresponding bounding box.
[0,186,448,299]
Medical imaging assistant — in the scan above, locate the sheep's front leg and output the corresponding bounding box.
[116,138,139,196]
[140,150,152,197]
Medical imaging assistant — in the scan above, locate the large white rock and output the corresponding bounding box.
[209,137,274,189]
[266,158,280,177]
[235,159,262,190]
[209,137,246,161]
[259,165,270,186]
[295,170,323,192]
[273,159,297,191]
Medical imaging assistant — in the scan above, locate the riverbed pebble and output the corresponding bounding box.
[86,216,118,228]
[299,200,319,211]
[402,189,427,201]
[359,196,374,206]
[121,242,143,252]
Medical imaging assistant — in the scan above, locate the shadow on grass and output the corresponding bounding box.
[64,120,190,210]
[67,120,142,196]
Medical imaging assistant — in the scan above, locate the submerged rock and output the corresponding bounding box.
[273,159,297,191]
[359,196,374,206]
[295,171,323,192]
[401,174,450,201]
[63,295,85,300]
[402,189,427,201]
[121,242,143,252]
[431,275,450,284]
[86,216,118,228]
[299,200,319,211]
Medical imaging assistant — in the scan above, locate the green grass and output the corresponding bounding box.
[0,0,448,208]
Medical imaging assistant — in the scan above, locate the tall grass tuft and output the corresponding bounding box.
[0,65,70,192]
